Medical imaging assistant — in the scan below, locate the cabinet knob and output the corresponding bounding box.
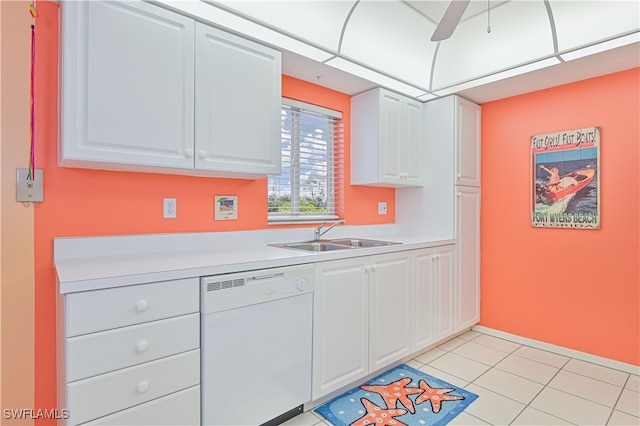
[198,150,207,159]
[365,265,372,273]
[371,264,377,272]
[137,381,150,393]
[457,191,462,197]
[136,300,149,312]
[136,340,150,353]
[185,149,194,158]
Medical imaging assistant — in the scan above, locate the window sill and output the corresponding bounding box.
[268,215,340,226]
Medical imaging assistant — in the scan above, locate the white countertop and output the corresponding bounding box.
[54,225,455,293]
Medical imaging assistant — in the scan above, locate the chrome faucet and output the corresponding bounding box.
[314,220,345,241]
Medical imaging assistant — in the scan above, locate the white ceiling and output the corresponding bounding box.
[155,0,640,104]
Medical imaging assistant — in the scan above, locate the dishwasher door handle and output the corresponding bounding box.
[250,273,285,281]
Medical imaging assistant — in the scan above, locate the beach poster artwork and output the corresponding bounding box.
[531,127,600,229]
[215,196,238,220]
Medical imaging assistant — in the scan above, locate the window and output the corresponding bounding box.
[268,98,343,223]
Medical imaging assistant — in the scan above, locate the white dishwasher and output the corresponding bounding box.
[201,264,314,426]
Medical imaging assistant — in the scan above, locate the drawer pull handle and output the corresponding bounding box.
[136,340,150,353]
[136,300,149,312]
[137,381,150,393]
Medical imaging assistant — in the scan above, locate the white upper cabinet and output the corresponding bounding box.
[195,24,281,176]
[60,1,281,179]
[456,97,481,187]
[61,1,195,170]
[351,88,423,187]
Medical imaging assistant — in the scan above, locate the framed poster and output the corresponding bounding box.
[215,196,238,220]
[531,127,600,229]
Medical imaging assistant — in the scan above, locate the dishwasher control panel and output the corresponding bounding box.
[201,264,314,314]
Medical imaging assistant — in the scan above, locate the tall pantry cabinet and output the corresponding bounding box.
[452,97,481,330]
[397,95,481,332]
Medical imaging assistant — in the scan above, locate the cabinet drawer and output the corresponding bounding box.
[67,313,199,382]
[65,278,198,337]
[67,350,199,426]
[80,385,200,425]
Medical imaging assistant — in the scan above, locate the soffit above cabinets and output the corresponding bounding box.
[155,0,639,103]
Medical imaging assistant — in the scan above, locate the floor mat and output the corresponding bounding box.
[315,364,478,426]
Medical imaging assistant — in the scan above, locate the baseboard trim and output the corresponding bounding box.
[472,325,639,375]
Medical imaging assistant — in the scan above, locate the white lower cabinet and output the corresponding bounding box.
[413,245,456,351]
[368,253,412,371]
[312,252,412,400]
[68,350,199,425]
[312,257,370,400]
[58,278,200,426]
[456,186,481,330]
[82,386,200,426]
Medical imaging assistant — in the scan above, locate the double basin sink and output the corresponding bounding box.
[271,238,401,252]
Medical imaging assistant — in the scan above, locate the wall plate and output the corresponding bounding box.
[17,168,44,202]
[215,196,238,220]
[378,201,387,215]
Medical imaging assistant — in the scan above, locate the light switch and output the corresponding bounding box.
[378,201,387,215]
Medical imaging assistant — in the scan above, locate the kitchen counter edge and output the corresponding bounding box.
[55,233,456,294]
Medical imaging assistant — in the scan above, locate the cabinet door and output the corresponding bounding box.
[61,1,195,169]
[84,386,200,426]
[455,97,481,187]
[403,98,424,185]
[313,258,369,400]
[413,249,436,350]
[379,90,404,183]
[369,252,412,371]
[435,245,456,340]
[456,186,481,330]
[195,23,282,176]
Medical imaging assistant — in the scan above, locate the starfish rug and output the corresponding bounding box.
[315,364,478,426]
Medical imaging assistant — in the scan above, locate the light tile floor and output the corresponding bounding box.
[283,330,640,426]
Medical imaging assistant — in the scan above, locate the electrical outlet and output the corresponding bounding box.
[163,198,176,218]
[378,201,387,215]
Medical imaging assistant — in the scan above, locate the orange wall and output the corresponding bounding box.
[33,2,394,413]
[480,67,640,366]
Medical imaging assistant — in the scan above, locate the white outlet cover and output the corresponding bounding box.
[163,198,177,219]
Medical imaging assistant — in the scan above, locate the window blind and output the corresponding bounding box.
[268,99,344,222]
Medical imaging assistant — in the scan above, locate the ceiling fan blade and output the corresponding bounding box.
[431,0,471,41]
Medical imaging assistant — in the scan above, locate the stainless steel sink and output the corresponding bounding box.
[271,241,352,252]
[270,238,400,252]
[329,238,400,248]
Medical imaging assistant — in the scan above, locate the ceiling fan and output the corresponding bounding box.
[431,0,471,41]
